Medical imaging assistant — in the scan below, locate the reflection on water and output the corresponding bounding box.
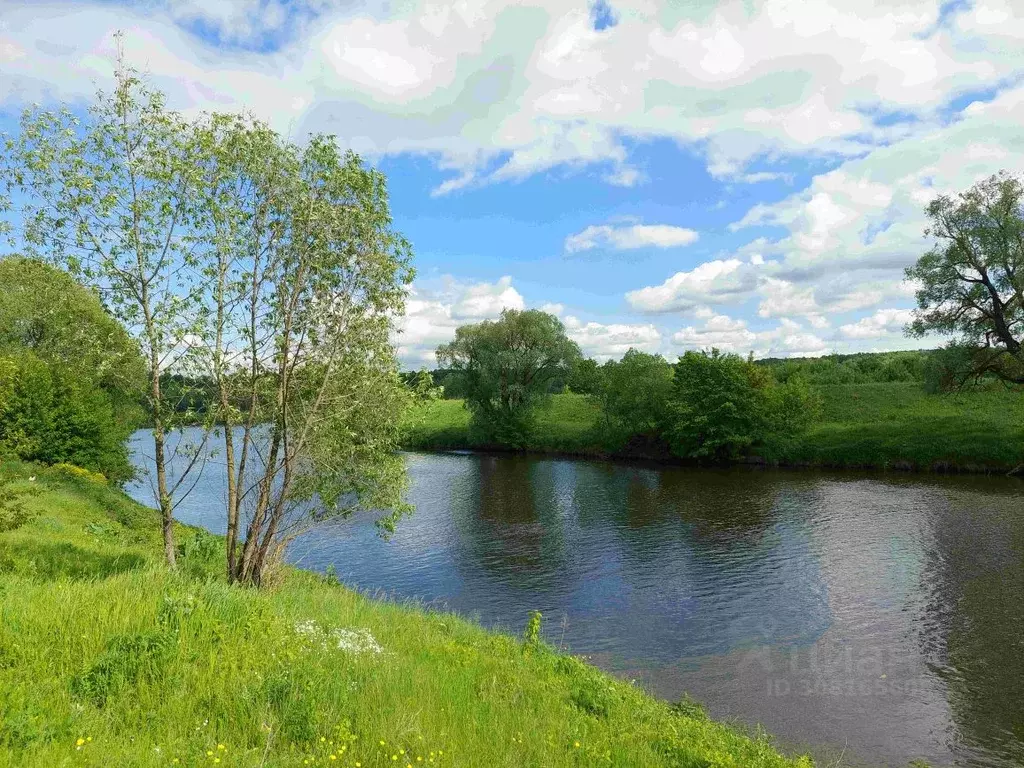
[126,434,1024,768]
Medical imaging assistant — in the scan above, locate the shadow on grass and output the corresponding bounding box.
[0,539,146,580]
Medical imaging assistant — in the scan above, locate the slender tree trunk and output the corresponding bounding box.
[151,379,176,569]
[222,400,238,580]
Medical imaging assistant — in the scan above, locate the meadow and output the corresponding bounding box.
[0,460,811,768]
[403,384,1024,473]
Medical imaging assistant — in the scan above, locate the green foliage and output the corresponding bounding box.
[764,350,929,385]
[0,351,135,482]
[565,357,602,395]
[404,381,1023,472]
[0,257,145,423]
[436,309,581,447]
[1,52,225,565]
[667,350,820,461]
[523,610,543,647]
[667,350,765,460]
[0,463,811,767]
[0,476,33,534]
[906,171,1024,387]
[598,349,673,450]
[0,257,144,482]
[2,57,415,579]
[71,630,175,706]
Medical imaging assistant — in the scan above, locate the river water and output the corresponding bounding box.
[126,433,1024,767]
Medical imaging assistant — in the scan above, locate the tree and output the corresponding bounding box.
[599,349,673,445]
[195,115,415,586]
[906,171,1024,388]
[666,349,819,461]
[436,309,580,445]
[0,256,145,430]
[2,53,217,567]
[0,351,137,482]
[566,357,602,395]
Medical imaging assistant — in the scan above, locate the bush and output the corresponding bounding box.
[0,352,134,483]
[667,349,820,461]
[598,349,673,449]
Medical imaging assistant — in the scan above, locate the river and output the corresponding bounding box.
[126,432,1024,768]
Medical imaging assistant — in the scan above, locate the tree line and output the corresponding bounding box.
[428,172,1023,458]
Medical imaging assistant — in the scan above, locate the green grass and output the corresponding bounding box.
[768,383,1024,471]
[0,459,812,768]
[403,385,1024,472]
[403,394,604,454]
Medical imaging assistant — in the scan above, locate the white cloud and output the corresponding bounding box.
[672,313,758,354]
[671,313,829,358]
[565,222,699,253]
[394,275,524,367]
[626,258,760,313]
[1,0,1021,191]
[839,308,915,340]
[563,315,662,360]
[450,275,524,319]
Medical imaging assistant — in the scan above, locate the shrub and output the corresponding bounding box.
[667,349,820,460]
[598,349,674,448]
[0,352,133,483]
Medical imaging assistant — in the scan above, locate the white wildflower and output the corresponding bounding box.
[332,628,383,655]
[292,620,383,655]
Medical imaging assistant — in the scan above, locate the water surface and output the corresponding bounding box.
[127,433,1024,768]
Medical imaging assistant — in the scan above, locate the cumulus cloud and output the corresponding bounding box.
[394,275,524,367]
[1,0,1021,191]
[563,315,662,360]
[671,314,829,358]
[564,222,699,253]
[625,258,762,313]
[839,308,915,340]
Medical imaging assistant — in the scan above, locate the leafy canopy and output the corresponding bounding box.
[436,309,580,445]
[667,349,820,461]
[906,171,1024,387]
[599,349,673,444]
[0,257,145,482]
[0,256,145,421]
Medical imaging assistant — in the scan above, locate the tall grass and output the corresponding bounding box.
[0,460,812,767]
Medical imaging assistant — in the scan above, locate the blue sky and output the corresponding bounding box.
[2,0,1023,367]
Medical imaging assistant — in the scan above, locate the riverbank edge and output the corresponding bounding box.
[402,441,1024,478]
[0,459,815,767]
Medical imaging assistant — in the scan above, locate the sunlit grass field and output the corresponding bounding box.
[766,383,1024,471]
[403,385,1024,472]
[0,460,811,767]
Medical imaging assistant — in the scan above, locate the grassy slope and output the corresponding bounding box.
[403,386,1024,471]
[0,461,810,768]
[766,383,1024,471]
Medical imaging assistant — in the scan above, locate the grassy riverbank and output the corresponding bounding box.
[403,384,1024,472]
[0,460,811,768]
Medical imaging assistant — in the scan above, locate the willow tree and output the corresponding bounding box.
[196,115,415,586]
[1,55,214,567]
[436,309,580,445]
[907,172,1024,387]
